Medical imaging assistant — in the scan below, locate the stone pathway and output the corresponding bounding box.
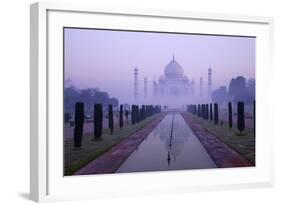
[180,112,254,168]
[74,113,167,175]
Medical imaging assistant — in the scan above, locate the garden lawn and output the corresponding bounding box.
[64,114,161,176]
[187,113,255,164]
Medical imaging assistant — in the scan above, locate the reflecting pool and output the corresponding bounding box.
[116,112,216,173]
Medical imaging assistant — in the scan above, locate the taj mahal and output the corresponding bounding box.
[133,54,212,106]
[153,54,194,97]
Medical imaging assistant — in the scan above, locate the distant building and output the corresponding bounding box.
[134,67,139,101]
[134,54,212,106]
[200,77,203,97]
[144,77,148,98]
[153,55,190,97]
[247,78,255,98]
[208,66,212,97]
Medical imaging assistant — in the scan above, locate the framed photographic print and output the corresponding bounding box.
[30,2,274,202]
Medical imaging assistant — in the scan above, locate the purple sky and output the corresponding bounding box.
[64,28,255,104]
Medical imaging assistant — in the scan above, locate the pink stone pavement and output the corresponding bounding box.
[74,113,167,175]
[180,112,254,168]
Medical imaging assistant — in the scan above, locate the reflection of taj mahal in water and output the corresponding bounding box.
[134,54,212,106]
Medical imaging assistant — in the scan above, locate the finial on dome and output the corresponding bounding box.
[173,53,175,61]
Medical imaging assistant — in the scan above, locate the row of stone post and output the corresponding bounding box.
[187,101,247,133]
[131,104,161,124]
[72,102,161,148]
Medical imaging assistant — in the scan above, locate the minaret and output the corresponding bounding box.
[208,66,212,97]
[144,77,147,98]
[134,67,139,101]
[191,79,194,95]
[153,79,157,97]
[200,77,203,97]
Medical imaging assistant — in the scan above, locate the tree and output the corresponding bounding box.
[212,86,229,105]
[197,104,201,117]
[109,97,119,108]
[228,102,233,128]
[94,92,109,106]
[237,101,245,133]
[233,77,247,102]
[94,104,103,140]
[80,88,96,114]
[228,78,237,98]
[64,86,79,114]
[74,102,84,148]
[108,104,113,134]
[64,85,119,116]
[214,103,219,125]
[119,105,123,128]
[229,76,254,105]
[247,78,255,99]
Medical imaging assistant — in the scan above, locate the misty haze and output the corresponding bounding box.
[64,28,255,176]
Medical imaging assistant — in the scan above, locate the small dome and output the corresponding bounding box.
[164,55,184,78]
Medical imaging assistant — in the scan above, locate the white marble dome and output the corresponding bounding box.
[164,55,184,78]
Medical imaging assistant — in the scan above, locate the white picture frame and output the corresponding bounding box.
[30,2,274,202]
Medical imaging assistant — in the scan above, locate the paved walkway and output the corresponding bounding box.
[180,112,254,168]
[74,113,167,175]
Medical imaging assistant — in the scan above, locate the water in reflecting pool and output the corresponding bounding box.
[116,112,216,173]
